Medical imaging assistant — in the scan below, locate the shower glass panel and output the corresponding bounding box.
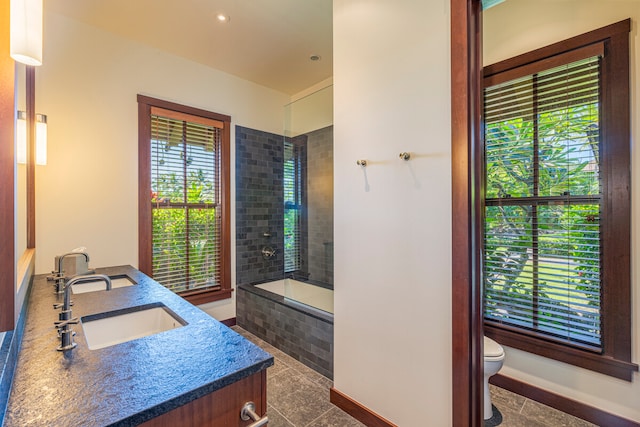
[283,85,334,287]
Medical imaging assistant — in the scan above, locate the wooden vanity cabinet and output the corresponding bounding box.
[140,370,267,427]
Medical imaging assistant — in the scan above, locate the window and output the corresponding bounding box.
[482,20,637,380]
[138,95,231,305]
[283,137,307,275]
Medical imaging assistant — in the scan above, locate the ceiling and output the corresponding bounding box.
[47,0,333,96]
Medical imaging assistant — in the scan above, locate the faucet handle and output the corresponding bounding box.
[53,301,73,310]
[54,318,79,329]
[53,275,67,294]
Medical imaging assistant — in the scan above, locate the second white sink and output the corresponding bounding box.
[71,275,136,294]
[81,303,187,350]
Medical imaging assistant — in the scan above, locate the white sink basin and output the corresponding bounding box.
[81,304,186,350]
[72,276,136,294]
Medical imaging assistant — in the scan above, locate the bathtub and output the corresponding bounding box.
[237,279,334,379]
[255,279,334,314]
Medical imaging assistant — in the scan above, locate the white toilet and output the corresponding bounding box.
[484,336,505,420]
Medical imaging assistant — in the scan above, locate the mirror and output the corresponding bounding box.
[283,85,334,287]
[16,64,27,263]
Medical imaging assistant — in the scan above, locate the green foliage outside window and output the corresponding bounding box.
[484,92,602,346]
[151,135,219,293]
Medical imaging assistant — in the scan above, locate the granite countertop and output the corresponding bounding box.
[4,265,273,426]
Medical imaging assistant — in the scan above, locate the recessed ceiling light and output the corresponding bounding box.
[216,14,230,23]
[309,55,321,61]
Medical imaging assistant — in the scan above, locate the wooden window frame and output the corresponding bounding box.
[482,20,637,381]
[138,95,232,305]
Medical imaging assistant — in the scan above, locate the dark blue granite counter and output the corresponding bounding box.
[3,265,273,426]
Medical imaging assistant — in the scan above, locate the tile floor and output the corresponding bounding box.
[487,385,596,427]
[232,326,595,427]
[232,326,364,427]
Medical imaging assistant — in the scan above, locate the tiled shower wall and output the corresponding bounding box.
[306,126,334,286]
[235,125,334,286]
[235,125,285,285]
[235,125,334,379]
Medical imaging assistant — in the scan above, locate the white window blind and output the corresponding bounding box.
[284,140,302,272]
[483,56,602,349]
[150,111,222,293]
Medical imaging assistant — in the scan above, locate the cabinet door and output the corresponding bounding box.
[141,370,267,427]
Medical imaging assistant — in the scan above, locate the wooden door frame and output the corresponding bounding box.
[0,0,15,332]
[451,0,483,426]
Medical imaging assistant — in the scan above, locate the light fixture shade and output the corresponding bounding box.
[10,0,43,66]
[35,114,47,165]
[16,111,27,164]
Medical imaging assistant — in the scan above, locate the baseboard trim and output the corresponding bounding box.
[330,387,398,427]
[491,374,640,427]
[220,317,236,327]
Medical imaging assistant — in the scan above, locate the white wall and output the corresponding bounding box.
[36,11,289,320]
[484,1,640,421]
[285,83,333,137]
[333,1,452,425]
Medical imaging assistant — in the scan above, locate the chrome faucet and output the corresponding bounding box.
[52,252,91,294]
[54,274,111,352]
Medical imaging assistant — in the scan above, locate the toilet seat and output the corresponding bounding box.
[484,336,504,361]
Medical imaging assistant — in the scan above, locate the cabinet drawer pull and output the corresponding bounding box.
[240,401,269,427]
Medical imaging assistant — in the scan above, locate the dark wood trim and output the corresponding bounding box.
[260,369,267,420]
[220,111,231,295]
[482,20,636,381]
[0,0,15,331]
[330,388,397,427]
[137,94,231,123]
[182,288,233,306]
[451,0,484,426]
[600,28,631,365]
[484,41,604,87]
[26,66,35,249]
[485,326,637,381]
[491,374,640,427]
[150,106,224,128]
[139,370,266,426]
[138,100,152,275]
[220,317,236,327]
[137,94,232,300]
[483,19,630,78]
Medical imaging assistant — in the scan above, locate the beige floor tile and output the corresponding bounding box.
[494,406,548,427]
[266,404,296,427]
[520,399,596,427]
[490,384,526,413]
[307,406,366,427]
[268,379,334,426]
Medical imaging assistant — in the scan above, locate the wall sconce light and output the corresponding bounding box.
[16,110,47,165]
[16,111,27,164]
[35,113,47,165]
[10,0,44,66]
